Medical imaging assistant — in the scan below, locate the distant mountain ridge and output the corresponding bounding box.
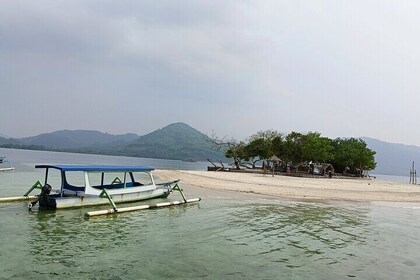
[0,123,225,162]
[20,130,139,149]
[362,137,420,176]
[2,124,419,175]
[0,137,21,146]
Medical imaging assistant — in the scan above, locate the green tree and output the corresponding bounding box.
[245,130,282,167]
[225,141,249,169]
[207,132,246,169]
[332,138,376,175]
[271,135,286,161]
[283,131,305,163]
[301,132,334,163]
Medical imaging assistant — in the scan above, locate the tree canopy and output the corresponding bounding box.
[219,130,376,174]
[331,137,377,174]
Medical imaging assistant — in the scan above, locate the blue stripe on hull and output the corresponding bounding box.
[39,192,171,210]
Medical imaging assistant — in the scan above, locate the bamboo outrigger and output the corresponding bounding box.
[0,156,15,172]
[85,182,200,217]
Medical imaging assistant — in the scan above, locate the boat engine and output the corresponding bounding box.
[40,183,52,197]
[29,183,52,209]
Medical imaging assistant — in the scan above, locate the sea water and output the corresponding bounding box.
[0,148,420,279]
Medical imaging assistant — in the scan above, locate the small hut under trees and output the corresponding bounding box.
[267,155,282,176]
[294,162,335,177]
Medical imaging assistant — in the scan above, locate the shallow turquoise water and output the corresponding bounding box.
[1,149,420,279]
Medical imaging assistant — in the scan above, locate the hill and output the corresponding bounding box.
[20,130,139,149]
[118,122,224,161]
[0,123,225,162]
[0,137,21,146]
[362,137,420,176]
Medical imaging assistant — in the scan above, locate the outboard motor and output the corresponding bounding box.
[29,184,52,209]
[40,183,52,197]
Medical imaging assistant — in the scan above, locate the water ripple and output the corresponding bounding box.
[217,201,371,268]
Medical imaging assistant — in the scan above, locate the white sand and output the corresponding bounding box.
[154,170,420,202]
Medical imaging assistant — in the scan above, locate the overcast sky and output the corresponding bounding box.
[1,1,419,145]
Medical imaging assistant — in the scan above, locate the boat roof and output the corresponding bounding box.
[35,164,154,172]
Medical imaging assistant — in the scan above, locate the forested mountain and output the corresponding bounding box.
[0,123,225,162]
[0,137,21,146]
[20,130,139,149]
[119,122,223,161]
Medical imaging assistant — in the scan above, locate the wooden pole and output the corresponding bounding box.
[0,196,37,203]
[272,162,274,177]
[85,198,201,217]
[410,161,417,184]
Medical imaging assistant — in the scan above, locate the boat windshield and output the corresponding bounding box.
[44,168,62,189]
[43,169,85,190]
[65,171,85,187]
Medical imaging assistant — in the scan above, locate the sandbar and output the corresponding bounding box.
[154,170,420,202]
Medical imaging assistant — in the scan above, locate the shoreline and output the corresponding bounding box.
[154,170,420,202]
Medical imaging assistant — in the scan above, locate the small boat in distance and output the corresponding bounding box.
[0,157,15,172]
[23,164,199,211]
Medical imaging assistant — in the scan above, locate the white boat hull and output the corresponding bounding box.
[40,187,171,209]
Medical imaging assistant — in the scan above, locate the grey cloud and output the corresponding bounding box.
[1,0,420,145]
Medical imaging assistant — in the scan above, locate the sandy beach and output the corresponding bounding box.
[154,170,420,202]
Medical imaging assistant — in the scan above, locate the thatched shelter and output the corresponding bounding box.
[267,155,282,177]
[312,163,335,176]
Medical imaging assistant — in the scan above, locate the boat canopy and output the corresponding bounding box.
[35,164,154,172]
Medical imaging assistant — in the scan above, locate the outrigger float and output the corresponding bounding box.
[0,164,200,217]
[0,157,15,172]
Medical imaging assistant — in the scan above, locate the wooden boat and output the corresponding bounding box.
[0,157,15,172]
[22,164,199,211]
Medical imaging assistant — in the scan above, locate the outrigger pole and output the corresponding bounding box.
[0,180,42,203]
[85,183,201,217]
[85,198,201,217]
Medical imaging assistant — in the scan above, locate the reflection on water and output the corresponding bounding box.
[29,210,132,260]
[217,202,370,273]
[21,202,201,279]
